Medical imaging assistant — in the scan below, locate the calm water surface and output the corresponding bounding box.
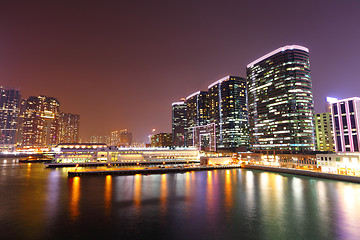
[1,158,360,240]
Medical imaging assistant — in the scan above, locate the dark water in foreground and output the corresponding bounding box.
[1,159,360,240]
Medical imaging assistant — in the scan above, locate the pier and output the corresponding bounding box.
[68,164,241,177]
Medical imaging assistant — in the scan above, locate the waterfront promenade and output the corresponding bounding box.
[242,164,360,183]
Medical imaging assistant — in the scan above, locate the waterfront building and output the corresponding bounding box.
[316,152,360,175]
[151,133,172,147]
[0,87,21,147]
[119,129,132,147]
[185,91,209,147]
[18,96,60,147]
[330,97,360,153]
[246,45,315,151]
[315,112,334,152]
[53,143,113,163]
[241,151,317,169]
[114,147,199,162]
[52,143,199,163]
[59,113,80,143]
[172,100,187,147]
[208,76,248,151]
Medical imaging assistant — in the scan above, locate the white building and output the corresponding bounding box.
[316,153,360,175]
[52,143,200,163]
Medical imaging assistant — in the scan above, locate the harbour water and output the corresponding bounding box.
[1,158,360,240]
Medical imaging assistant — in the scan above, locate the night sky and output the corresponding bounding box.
[1,0,359,143]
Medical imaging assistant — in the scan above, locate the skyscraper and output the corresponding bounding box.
[208,76,248,150]
[172,101,187,147]
[59,113,80,143]
[0,87,21,147]
[330,97,360,153]
[119,129,132,147]
[185,91,209,147]
[247,45,315,151]
[18,96,60,147]
[110,130,120,146]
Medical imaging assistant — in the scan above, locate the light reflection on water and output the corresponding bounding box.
[1,159,360,239]
[69,176,80,221]
[104,175,112,215]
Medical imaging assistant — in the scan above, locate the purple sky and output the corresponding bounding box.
[1,0,359,143]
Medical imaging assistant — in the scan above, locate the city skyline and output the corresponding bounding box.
[1,0,359,142]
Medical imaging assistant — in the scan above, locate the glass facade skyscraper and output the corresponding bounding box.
[208,76,248,150]
[185,91,209,147]
[0,87,21,145]
[247,45,315,151]
[172,101,187,147]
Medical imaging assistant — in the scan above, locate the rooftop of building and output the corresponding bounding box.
[247,45,309,68]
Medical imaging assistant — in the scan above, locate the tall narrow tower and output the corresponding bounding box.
[208,76,248,150]
[172,101,187,147]
[0,86,21,146]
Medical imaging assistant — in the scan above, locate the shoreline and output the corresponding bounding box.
[242,164,360,183]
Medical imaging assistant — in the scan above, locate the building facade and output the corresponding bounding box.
[110,130,120,146]
[0,87,21,147]
[172,101,187,147]
[53,143,199,163]
[59,113,80,143]
[18,96,60,147]
[247,45,315,151]
[185,91,209,147]
[315,112,334,152]
[89,135,111,145]
[192,123,216,151]
[330,97,360,153]
[119,129,132,147]
[208,76,248,150]
[316,153,360,175]
[151,133,172,147]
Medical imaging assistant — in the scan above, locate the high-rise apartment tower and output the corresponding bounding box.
[18,96,60,147]
[59,113,80,143]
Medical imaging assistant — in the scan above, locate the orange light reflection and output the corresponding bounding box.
[134,174,142,208]
[104,175,112,215]
[224,170,233,209]
[70,177,80,221]
[207,171,214,208]
[160,174,167,212]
